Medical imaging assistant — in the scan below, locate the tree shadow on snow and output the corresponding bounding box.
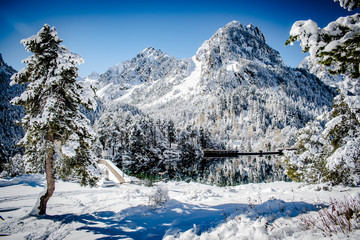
[40,199,323,240]
[0,174,44,188]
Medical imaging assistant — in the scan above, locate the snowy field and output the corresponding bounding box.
[1,175,360,239]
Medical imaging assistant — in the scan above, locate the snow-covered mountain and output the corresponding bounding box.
[86,71,100,81]
[0,54,24,161]
[93,21,336,151]
[94,47,185,101]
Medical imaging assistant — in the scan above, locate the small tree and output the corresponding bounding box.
[11,24,98,215]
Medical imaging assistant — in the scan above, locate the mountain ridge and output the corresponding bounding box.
[91,20,336,151]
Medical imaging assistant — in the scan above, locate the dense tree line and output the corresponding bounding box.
[93,106,289,185]
[93,107,221,179]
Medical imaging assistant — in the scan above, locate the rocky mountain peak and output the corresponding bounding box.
[133,47,169,63]
[95,47,182,101]
[225,21,266,43]
[196,20,283,68]
[86,72,100,81]
[139,46,161,55]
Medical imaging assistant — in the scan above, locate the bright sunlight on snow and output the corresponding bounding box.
[1,175,360,239]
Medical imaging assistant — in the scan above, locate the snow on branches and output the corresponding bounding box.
[285,2,360,186]
[334,0,360,11]
[286,13,360,78]
[10,24,98,191]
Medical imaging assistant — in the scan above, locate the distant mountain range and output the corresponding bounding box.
[88,21,337,151]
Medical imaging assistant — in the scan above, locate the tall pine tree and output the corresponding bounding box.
[11,24,98,215]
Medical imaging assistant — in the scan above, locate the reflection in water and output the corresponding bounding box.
[192,155,289,186]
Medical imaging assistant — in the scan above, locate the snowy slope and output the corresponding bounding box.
[0,175,359,239]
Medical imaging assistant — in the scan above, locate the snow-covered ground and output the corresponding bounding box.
[0,175,359,239]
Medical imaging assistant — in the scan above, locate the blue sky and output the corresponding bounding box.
[0,0,354,77]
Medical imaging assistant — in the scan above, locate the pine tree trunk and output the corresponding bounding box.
[38,137,55,215]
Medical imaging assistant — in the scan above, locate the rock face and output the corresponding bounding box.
[195,21,284,70]
[0,54,25,158]
[91,21,336,151]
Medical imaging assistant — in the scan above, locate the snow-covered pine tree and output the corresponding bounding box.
[199,127,207,149]
[285,1,360,186]
[167,120,176,148]
[128,121,148,173]
[285,7,359,78]
[283,119,329,183]
[323,92,360,185]
[177,126,203,176]
[10,24,98,215]
[334,0,360,11]
[0,140,7,172]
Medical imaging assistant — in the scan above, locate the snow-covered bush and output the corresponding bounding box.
[298,195,360,236]
[148,186,170,209]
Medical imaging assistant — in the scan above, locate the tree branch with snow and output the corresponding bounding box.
[286,13,360,79]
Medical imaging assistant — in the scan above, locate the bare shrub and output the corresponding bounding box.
[298,195,360,236]
[148,186,170,209]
